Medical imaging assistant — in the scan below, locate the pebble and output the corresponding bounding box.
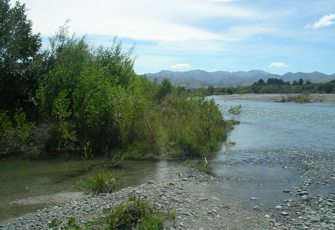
[280,212,289,216]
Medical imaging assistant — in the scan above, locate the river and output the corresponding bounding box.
[212,95,335,209]
[1,95,335,223]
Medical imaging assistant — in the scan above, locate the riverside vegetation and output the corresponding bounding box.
[204,78,335,95]
[0,0,232,161]
[0,1,236,228]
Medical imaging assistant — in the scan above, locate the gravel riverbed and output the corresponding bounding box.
[1,150,335,229]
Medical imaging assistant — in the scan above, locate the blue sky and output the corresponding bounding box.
[21,0,335,74]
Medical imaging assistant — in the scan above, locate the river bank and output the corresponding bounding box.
[1,97,335,229]
[2,148,335,230]
[216,94,335,103]
[1,168,274,230]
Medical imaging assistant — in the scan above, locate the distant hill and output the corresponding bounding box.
[145,70,335,88]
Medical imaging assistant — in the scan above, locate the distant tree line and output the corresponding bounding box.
[0,0,231,159]
[204,78,335,95]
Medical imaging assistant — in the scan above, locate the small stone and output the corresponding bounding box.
[253,206,260,211]
[250,197,258,201]
[265,214,271,219]
[298,191,308,196]
[283,189,290,193]
[275,205,283,209]
[281,212,289,216]
[301,195,308,201]
[147,181,154,184]
[311,216,321,223]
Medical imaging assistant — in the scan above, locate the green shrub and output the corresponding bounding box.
[160,95,228,158]
[83,170,116,194]
[277,94,311,103]
[0,110,40,158]
[107,196,164,230]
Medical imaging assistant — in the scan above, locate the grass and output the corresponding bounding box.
[186,159,214,175]
[82,170,116,194]
[106,196,164,230]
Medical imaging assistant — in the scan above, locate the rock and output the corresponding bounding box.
[283,189,290,193]
[253,206,260,211]
[301,195,308,201]
[311,216,321,223]
[275,205,283,209]
[280,212,289,216]
[298,191,309,196]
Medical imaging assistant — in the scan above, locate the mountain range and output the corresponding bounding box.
[145,70,335,88]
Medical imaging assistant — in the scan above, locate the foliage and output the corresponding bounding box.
[167,209,176,221]
[0,110,40,157]
[156,78,172,101]
[205,78,335,95]
[82,170,117,194]
[48,217,82,230]
[36,30,229,159]
[160,94,229,158]
[228,105,242,120]
[106,196,164,230]
[0,0,42,115]
[186,159,214,175]
[1,5,230,160]
[278,94,311,103]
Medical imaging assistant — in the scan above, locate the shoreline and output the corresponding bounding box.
[1,150,335,230]
[1,169,274,230]
[214,93,335,103]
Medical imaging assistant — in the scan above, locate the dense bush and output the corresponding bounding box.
[36,30,229,159]
[160,95,229,158]
[1,0,230,159]
[0,110,38,158]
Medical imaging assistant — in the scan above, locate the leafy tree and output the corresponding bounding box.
[299,78,304,86]
[156,78,172,101]
[0,0,41,114]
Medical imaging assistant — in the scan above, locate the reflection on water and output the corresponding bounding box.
[0,158,184,223]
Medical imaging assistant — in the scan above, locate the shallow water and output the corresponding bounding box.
[0,159,183,223]
[211,96,335,208]
[214,97,335,152]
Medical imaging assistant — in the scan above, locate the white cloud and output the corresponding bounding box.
[269,62,290,68]
[305,13,335,29]
[171,64,192,70]
[21,0,263,42]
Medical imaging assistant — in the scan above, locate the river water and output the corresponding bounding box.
[1,95,335,222]
[211,95,335,209]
